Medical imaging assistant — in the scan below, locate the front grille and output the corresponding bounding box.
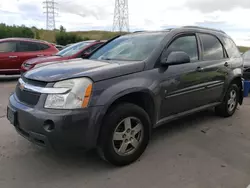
[15,85,41,106]
[15,77,47,106]
[21,76,47,87]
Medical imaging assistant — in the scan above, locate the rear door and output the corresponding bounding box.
[196,33,229,105]
[16,41,45,67]
[0,41,20,72]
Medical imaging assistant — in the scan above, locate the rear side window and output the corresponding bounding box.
[223,37,241,58]
[18,41,40,52]
[200,34,224,60]
[165,35,198,62]
[0,42,17,52]
[84,43,102,53]
[38,43,50,50]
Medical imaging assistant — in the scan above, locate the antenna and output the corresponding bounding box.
[113,0,129,32]
[43,0,58,30]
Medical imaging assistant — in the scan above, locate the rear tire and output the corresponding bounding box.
[98,103,151,166]
[215,84,239,117]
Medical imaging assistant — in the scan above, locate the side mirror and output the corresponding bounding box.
[162,51,191,66]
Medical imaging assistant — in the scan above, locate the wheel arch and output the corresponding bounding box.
[96,89,157,145]
[228,76,243,105]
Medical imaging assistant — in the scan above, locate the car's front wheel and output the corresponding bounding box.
[98,103,151,166]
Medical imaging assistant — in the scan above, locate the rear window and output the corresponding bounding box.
[199,34,224,61]
[38,43,50,50]
[222,37,241,58]
[18,41,40,52]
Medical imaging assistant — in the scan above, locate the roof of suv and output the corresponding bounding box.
[0,37,51,44]
[132,26,227,36]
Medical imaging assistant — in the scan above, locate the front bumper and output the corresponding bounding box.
[7,94,104,150]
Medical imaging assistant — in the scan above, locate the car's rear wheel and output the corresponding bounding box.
[215,84,239,117]
[98,103,151,166]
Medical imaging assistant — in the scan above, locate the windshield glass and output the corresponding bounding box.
[89,32,166,61]
[243,50,250,60]
[56,42,90,57]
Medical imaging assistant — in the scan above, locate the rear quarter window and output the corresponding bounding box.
[222,37,241,58]
[38,43,50,50]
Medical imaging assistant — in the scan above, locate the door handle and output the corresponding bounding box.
[196,67,204,72]
[9,56,17,58]
[224,62,229,67]
[36,54,44,57]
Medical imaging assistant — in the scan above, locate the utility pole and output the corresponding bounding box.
[43,0,57,30]
[113,0,129,32]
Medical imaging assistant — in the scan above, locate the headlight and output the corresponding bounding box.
[44,78,93,109]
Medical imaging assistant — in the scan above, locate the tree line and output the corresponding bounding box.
[0,24,89,46]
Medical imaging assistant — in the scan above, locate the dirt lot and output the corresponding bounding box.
[0,76,250,188]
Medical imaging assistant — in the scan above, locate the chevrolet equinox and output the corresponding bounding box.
[7,26,244,166]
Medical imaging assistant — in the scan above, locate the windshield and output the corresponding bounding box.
[89,32,166,61]
[243,50,250,60]
[56,42,90,57]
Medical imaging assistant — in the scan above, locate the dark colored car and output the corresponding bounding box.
[242,50,250,79]
[0,38,59,75]
[7,26,243,166]
[20,40,105,73]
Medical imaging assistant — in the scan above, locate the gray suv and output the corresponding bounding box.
[7,26,244,166]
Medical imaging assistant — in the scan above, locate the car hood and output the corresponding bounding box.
[24,58,145,82]
[25,55,67,65]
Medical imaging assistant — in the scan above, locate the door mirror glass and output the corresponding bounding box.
[161,51,190,66]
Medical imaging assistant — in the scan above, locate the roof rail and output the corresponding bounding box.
[182,26,226,34]
[133,31,145,33]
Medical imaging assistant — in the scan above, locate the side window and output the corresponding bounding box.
[165,35,198,62]
[84,43,102,54]
[223,37,241,58]
[199,34,224,60]
[0,42,17,52]
[18,41,40,52]
[38,43,50,50]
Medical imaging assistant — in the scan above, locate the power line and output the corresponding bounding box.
[43,0,58,30]
[113,0,129,32]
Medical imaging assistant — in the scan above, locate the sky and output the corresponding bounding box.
[1,0,250,46]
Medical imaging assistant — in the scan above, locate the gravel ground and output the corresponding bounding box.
[0,76,250,188]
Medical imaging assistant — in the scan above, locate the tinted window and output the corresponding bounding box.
[90,32,166,61]
[165,35,198,61]
[0,42,17,52]
[84,43,102,53]
[18,41,40,52]
[223,37,241,58]
[38,43,50,50]
[56,42,90,57]
[200,34,224,60]
[243,50,250,60]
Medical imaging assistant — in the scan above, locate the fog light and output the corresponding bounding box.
[43,120,55,132]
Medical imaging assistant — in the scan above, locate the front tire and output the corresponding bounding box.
[98,103,151,166]
[215,84,239,117]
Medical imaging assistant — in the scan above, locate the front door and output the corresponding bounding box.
[0,41,20,73]
[158,34,208,120]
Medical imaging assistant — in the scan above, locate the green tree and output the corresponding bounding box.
[0,23,34,39]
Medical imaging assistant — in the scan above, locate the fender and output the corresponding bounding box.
[222,67,243,105]
[89,77,158,146]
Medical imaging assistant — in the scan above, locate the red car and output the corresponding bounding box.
[0,38,59,75]
[21,40,105,73]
